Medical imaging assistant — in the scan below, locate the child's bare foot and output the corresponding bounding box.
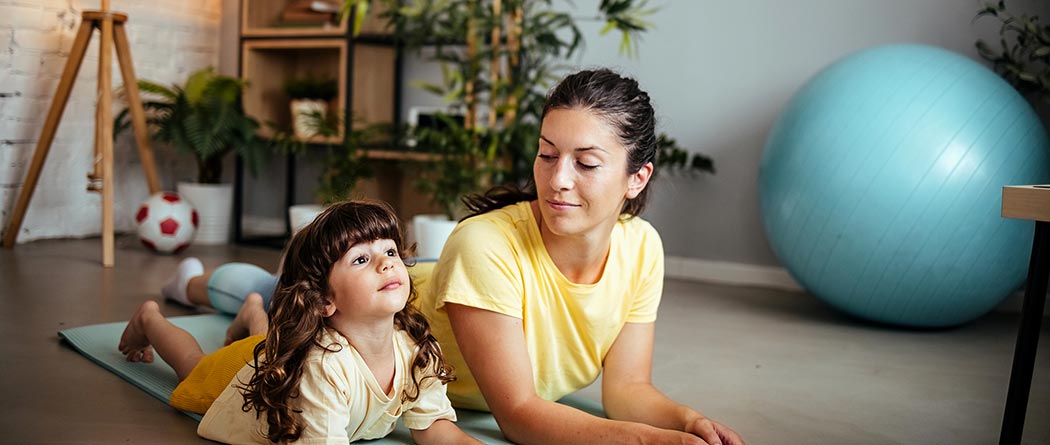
[225,293,267,345]
[119,300,160,363]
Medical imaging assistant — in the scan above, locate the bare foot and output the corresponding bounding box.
[225,293,267,346]
[119,300,160,363]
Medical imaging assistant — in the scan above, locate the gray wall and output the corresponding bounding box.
[563,0,1049,266]
[219,0,1049,266]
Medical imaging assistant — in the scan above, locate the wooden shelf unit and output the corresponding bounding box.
[241,39,347,137]
[235,0,442,247]
[240,39,396,137]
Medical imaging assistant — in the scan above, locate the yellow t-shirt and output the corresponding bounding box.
[414,201,664,411]
[197,328,456,444]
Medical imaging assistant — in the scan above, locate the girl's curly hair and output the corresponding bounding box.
[238,200,454,442]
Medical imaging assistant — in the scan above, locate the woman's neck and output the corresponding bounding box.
[530,201,612,284]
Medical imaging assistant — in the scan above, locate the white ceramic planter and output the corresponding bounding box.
[412,214,457,259]
[289,204,324,236]
[290,99,329,139]
[177,182,233,245]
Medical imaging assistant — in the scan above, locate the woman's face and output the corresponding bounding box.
[533,107,652,240]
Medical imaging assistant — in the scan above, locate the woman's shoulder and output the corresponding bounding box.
[449,201,533,246]
[617,214,662,244]
[460,201,531,228]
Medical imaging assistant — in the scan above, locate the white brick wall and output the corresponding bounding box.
[0,0,221,243]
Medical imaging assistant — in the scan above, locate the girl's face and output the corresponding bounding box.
[533,108,652,240]
[323,238,410,326]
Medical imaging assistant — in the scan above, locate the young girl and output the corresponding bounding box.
[118,200,480,444]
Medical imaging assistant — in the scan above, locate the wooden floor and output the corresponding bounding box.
[1,236,1048,444]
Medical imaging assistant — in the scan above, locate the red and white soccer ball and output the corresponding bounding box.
[135,192,198,254]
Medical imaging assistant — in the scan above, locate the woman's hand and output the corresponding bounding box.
[683,415,745,445]
[603,322,745,445]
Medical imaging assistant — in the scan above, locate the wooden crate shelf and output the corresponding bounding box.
[241,39,396,140]
[241,39,346,139]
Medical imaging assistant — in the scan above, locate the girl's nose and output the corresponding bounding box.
[379,256,395,272]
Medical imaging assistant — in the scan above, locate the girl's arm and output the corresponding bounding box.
[446,303,710,445]
[602,322,745,445]
[410,419,483,445]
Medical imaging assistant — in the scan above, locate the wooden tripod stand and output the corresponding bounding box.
[1,2,160,267]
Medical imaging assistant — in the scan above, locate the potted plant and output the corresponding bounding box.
[284,75,338,139]
[975,1,1050,121]
[116,67,268,244]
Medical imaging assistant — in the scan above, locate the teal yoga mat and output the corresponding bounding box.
[59,313,603,444]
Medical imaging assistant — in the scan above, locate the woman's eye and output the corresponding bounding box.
[577,161,599,170]
[537,154,555,161]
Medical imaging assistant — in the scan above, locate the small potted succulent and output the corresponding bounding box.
[284,76,338,140]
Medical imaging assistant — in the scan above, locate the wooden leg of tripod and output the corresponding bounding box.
[1,21,94,249]
[113,22,159,194]
[99,14,115,267]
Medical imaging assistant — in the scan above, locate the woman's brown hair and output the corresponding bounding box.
[464,68,658,220]
[239,200,454,442]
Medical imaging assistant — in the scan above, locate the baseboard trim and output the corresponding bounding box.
[665,256,803,292]
[665,256,1047,315]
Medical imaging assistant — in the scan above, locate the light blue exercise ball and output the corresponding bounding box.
[759,44,1050,328]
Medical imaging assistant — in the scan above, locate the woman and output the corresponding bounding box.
[414,68,743,445]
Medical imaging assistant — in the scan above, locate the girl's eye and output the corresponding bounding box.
[352,255,367,265]
[386,249,397,257]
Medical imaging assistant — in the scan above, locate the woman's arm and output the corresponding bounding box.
[410,419,483,445]
[446,303,708,445]
[603,322,744,445]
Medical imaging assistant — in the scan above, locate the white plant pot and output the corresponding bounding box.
[177,182,233,245]
[412,214,457,259]
[289,204,324,236]
[290,99,329,139]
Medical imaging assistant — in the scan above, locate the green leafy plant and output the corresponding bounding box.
[284,76,339,101]
[115,67,268,184]
[410,114,505,218]
[975,1,1050,104]
[656,135,715,176]
[270,111,383,205]
[341,1,713,218]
